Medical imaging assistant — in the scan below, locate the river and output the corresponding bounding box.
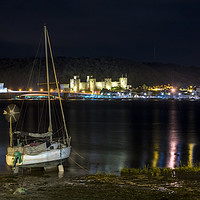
[0,99,200,175]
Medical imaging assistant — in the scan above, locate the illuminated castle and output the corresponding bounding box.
[69,75,130,93]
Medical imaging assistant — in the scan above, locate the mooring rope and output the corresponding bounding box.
[69,157,89,173]
[72,149,86,160]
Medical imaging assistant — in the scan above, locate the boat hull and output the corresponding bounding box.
[6,146,71,168]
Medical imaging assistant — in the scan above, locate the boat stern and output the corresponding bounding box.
[6,154,23,167]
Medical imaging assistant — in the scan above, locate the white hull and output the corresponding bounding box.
[6,144,71,168]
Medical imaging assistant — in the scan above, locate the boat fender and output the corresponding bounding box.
[13,151,22,166]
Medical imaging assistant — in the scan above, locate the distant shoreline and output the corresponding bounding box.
[0,92,199,101]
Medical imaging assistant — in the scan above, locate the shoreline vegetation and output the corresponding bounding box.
[1,57,200,90]
[1,166,200,199]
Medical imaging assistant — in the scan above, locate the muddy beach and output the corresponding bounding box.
[1,169,200,200]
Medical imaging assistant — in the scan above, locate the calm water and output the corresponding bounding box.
[1,99,200,174]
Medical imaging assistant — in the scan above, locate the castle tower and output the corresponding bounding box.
[119,77,127,89]
[89,78,96,92]
[70,76,80,93]
[86,75,93,90]
[105,78,112,90]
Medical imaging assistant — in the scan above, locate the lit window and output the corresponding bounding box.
[171,88,175,93]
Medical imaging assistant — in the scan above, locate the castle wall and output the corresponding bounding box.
[68,75,130,93]
[111,81,119,88]
[96,82,105,90]
[80,82,87,90]
[105,78,112,90]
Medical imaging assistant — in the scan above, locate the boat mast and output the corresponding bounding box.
[46,30,71,146]
[44,25,53,142]
[9,116,12,147]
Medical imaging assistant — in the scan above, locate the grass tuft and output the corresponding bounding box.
[121,166,200,177]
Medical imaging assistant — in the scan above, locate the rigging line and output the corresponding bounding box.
[56,105,62,138]
[15,31,43,132]
[55,101,63,127]
[51,126,64,136]
[38,100,45,133]
[53,101,63,136]
[69,157,89,173]
[52,102,58,134]
[50,136,62,141]
[26,30,43,91]
[18,101,28,132]
[37,34,44,89]
[38,100,47,134]
[37,40,44,133]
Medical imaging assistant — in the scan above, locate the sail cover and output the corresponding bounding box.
[14,131,53,138]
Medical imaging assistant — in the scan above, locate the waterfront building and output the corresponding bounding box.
[0,83,7,93]
[60,84,69,91]
[196,87,200,95]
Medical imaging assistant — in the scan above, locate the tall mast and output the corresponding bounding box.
[46,31,71,146]
[9,116,12,147]
[44,25,53,142]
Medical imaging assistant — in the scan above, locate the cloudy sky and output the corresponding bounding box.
[0,0,200,65]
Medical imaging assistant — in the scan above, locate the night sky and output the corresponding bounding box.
[1,0,200,66]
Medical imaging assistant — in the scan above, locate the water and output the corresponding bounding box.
[1,99,200,174]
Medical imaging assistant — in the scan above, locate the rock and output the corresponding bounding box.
[13,187,29,195]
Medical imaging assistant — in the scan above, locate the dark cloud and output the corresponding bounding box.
[0,0,200,65]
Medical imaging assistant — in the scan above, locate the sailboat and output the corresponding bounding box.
[3,26,71,171]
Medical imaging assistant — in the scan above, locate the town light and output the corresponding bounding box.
[29,88,32,92]
[171,88,175,93]
[40,88,43,92]
[19,88,22,91]
[50,89,53,92]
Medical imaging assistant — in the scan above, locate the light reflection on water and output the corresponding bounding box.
[0,100,200,174]
[167,104,179,168]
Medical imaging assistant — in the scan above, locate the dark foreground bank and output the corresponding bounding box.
[1,168,200,200]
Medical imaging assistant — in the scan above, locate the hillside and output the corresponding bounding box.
[0,57,199,90]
